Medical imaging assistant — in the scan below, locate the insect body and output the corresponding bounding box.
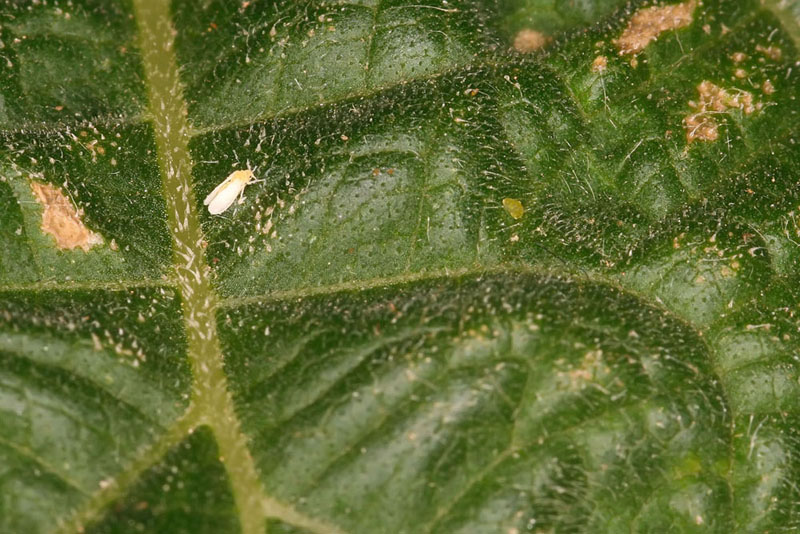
[502,197,524,219]
[204,169,257,215]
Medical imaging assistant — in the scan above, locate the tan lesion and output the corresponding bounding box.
[756,44,782,61]
[614,0,697,56]
[591,55,609,73]
[512,29,550,53]
[683,81,758,143]
[30,181,104,251]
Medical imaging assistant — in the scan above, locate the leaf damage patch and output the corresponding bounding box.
[614,0,697,56]
[30,181,104,251]
[592,55,609,73]
[513,29,550,53]
[683,81,757,143]
[756,44,782,61]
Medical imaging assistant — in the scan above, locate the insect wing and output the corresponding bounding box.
[204,174,234,206]
[208,181,244,214]
[205,170,256,214]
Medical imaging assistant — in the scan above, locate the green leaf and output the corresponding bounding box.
[2,0,800,533]
[85,426,241,534]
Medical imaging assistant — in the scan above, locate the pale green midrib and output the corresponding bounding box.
[129,2,291,534]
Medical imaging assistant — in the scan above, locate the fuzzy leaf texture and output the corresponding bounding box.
[1,0,800,533]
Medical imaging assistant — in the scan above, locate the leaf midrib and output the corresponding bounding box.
[129,1,279,534]
[36,1,346,533]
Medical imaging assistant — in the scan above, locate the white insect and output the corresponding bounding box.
[204,169,258,215]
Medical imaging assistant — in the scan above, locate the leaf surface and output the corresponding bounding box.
[1,0,800,533]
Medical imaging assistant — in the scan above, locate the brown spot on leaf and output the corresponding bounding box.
[731,52,747,63]
[683,81,757,143]
[756,45,782,61]
[614,0,697,56]
[30,181,103,251]
[592,55,608,73]
[513,29,550,53]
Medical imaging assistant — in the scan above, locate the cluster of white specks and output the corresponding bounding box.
[210,178,292,259]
